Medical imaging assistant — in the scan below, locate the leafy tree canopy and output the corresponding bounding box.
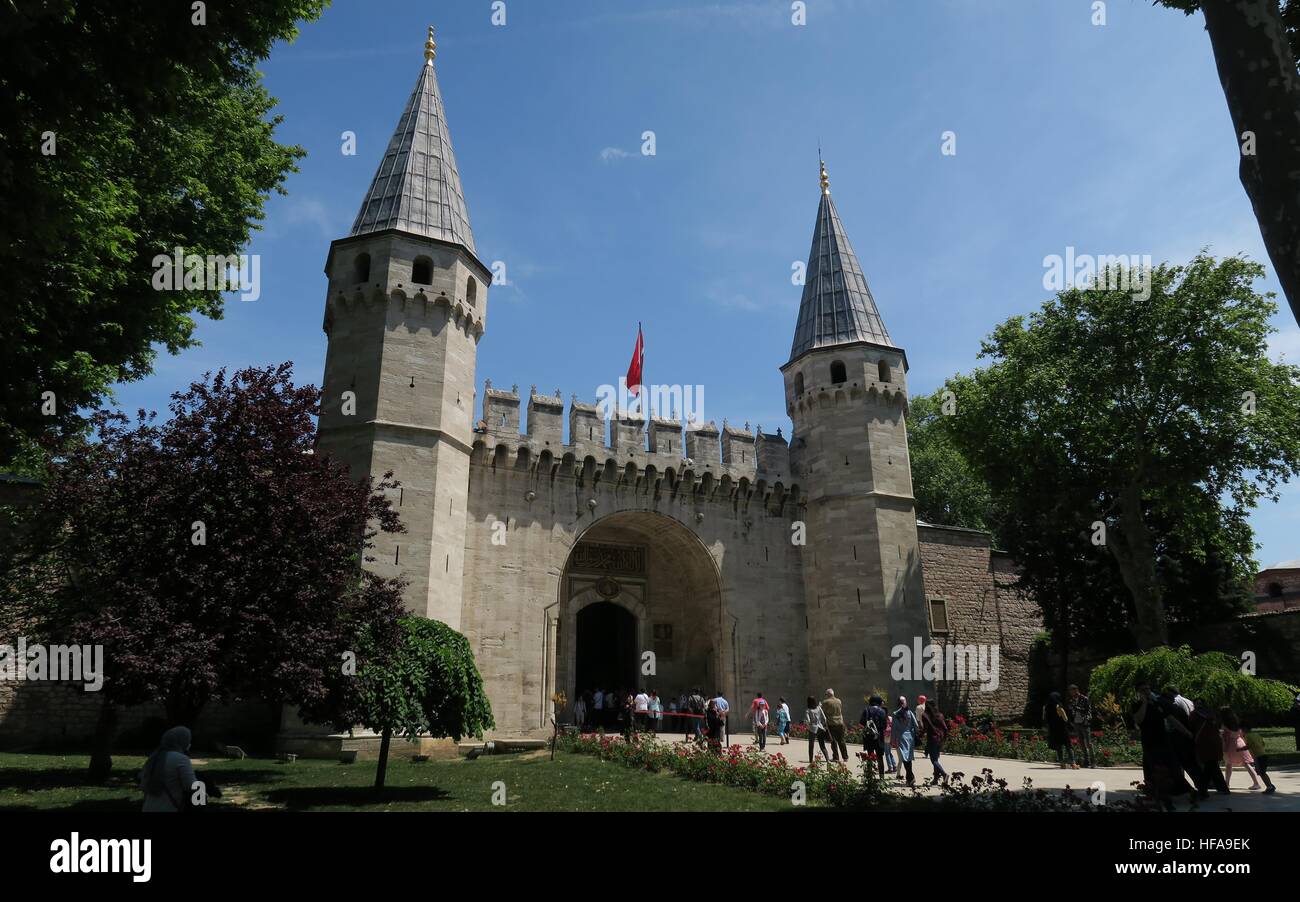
[906,389,995,537]
[943,254,1300,648]
[0,0,327,467]
[329,617,495,745]
[0,363,406,727]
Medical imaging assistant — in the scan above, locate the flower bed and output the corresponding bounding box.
[942,716,1142,766]
[783,714,1144,766]
[558,732,891,808]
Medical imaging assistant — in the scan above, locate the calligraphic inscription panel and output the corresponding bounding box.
[570,543,646,576]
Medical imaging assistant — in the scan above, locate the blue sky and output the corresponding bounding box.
[113,0,1299,568]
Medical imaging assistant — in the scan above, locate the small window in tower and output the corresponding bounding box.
[794,373,805,396]
[928,596,949,635]
[353,252,371,284]
[1267,582,1284,598]
[466,276,478,307]
[878,360,891,383]
[412,256,433,285]
[830,360,847,385]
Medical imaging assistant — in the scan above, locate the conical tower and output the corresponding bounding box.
[317,27,489,626]
[781,160,931,703]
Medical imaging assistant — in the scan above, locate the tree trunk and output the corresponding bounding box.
[1199,0,1300,327]
[1110,484,1169,649]
[374,726,392,793]
[87,696,117,782]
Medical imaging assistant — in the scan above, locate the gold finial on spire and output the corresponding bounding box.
[424,25,437,65]
[819,159,830,195]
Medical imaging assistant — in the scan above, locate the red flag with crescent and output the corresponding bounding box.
[626,323,645,397]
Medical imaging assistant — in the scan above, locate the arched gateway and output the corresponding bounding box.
[554,511,728,723]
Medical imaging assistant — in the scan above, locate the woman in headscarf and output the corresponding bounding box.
[1190,699,1227,796]
[1043,691,1076,768]
[891,696,918,787]
[804,695,830,764]
[140,726,198,812]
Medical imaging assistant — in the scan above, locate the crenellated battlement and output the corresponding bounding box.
[473,381,802,511]
[324,284,484,342]
[789,379,908,417]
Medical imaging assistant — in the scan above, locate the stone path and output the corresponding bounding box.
[685,731,1300,811]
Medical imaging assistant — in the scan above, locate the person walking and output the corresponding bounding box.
[634,688,651,733]
[574,692,588,730]
[706,694,727,753]
[750,693,770,750]
[891,697,919,787]
[1134,682,1196,810]
[1242,721,1275,794]
[1190,699,1228,796]
[920,698,949,786]
[687,688,707,745]
[1043,691,1076,769]
[859,695,888,777]
[621,690,636,740]
[140,726,199,812]
[804,695,831,764]
[1066,684,1093,767]
[649,690,663,735]
[821,689,848,763]
[1220,706,1263,790]
[884,708,898,776]
[775,697,791,745]
[1162,686,1200,788]
[712,691,731,748]
[593,687,605,730]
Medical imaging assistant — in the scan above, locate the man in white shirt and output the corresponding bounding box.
[634,689,651,733]
[711,692,730,747]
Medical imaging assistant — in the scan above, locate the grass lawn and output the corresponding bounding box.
[0,749,814,812]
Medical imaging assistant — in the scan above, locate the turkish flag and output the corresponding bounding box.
[626,323,645,397]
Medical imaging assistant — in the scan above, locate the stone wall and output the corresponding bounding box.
[460,402,809,737]
[916,523,1042,720]
[0,679,267,751]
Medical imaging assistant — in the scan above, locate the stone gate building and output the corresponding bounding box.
[293,30,1040,745]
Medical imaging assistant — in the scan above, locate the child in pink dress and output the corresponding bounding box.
[1219,706,1263,790]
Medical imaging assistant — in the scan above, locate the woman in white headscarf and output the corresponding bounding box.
[891,697,919,787]
[140,726,198,812]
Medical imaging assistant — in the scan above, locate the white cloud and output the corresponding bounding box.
[282,198,335,240]
[599,147,632,163]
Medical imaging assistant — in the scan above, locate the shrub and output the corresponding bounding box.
[1088,645,1298,725]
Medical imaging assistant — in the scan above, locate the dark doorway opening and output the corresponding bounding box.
[575,602,637,699]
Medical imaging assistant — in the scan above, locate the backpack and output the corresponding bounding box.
[862,713,881,743]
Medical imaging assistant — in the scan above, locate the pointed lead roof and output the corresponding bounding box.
[350,26,476,254]
[787,160,893,364]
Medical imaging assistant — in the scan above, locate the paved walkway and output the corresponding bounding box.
[685,731,1300,811]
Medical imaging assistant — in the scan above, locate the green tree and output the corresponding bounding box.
[0,364,407,779]
[945,254,1300,649]
[328,617,495,793]
[1157,1,1300,327]
[906,389,994,536]
[0,0,327,467]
